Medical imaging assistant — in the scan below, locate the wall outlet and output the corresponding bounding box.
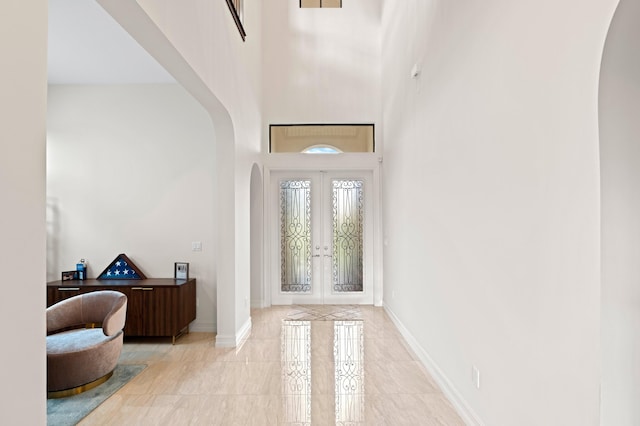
[472,365,481,389]
[192,241,202,251]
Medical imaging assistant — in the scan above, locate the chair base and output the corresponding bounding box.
[47,370,114,399]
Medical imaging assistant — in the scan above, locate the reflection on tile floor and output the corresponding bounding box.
[80,305,464,425]
[333,321,365,425]
[286,305,363,321]
[281,320,311,424]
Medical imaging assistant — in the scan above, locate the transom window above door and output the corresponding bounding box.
[300,0,342,8]
[269,124,374,153]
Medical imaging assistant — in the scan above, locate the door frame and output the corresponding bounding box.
[270,170,373,304]
[263,153,383,307]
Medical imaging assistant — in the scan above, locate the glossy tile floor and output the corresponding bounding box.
[80,305,464,425]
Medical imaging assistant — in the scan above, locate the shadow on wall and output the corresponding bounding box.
[250,162,264,308]
[599,0,640,424]
[47,197,59,280]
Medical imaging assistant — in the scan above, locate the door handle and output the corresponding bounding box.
[312,254,321,258]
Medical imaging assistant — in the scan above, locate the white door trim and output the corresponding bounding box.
[262,153,383,307]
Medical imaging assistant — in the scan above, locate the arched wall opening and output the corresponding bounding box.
[599,0,640,423]
[97,0,241,346]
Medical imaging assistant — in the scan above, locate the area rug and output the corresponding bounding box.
[47,364,146,426]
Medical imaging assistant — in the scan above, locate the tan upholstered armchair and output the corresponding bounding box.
[46,290,127,398]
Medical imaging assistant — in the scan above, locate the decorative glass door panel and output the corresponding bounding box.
[332,180,364,293]
[280,180,312,293]
[272,171,372,304]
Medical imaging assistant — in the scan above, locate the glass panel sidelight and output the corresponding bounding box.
[332,180,364,292]
[280,180,312,293]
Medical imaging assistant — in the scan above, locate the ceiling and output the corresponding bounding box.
[48,0,175,84]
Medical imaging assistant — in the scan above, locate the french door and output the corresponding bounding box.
[270,171,374,304]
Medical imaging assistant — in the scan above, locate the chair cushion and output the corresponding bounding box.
[47,328,124,392]
[47,328,117,355]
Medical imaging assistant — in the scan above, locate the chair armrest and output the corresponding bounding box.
[46,297,85,334]
[47,291,128,335]
[103,296,127,336]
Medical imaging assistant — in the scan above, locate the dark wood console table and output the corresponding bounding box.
[47,278,196,344]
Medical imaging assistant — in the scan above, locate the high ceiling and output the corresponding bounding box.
[48,0,175,84]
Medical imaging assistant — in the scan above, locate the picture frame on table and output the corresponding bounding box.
[174,262,189,280]
[61,270,79,281]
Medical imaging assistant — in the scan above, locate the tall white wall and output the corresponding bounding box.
[0,0,47,423]
[260,0,383,309]
[262,0,382,149]
[47,84,217,332]
[381,1,617,425]
[600,0,640,424]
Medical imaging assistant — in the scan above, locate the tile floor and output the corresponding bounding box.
[80,305,464,425]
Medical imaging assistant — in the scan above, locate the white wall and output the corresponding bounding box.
[47,84,217,332]
[250,163,264,308]
[260,0,383,308]
[381,1,617,425]
[262,0,382,149]
[0,0,47,423]
[600,0,640,424]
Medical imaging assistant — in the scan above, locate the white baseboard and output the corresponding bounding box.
[383,303,485,426]
[214,334,235,347]
[189,321,215,333]
[215,316,252,348]
[236,316,252,347]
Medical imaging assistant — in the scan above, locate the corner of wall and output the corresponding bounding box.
[215,316,252,348]
[383,303,485,426]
